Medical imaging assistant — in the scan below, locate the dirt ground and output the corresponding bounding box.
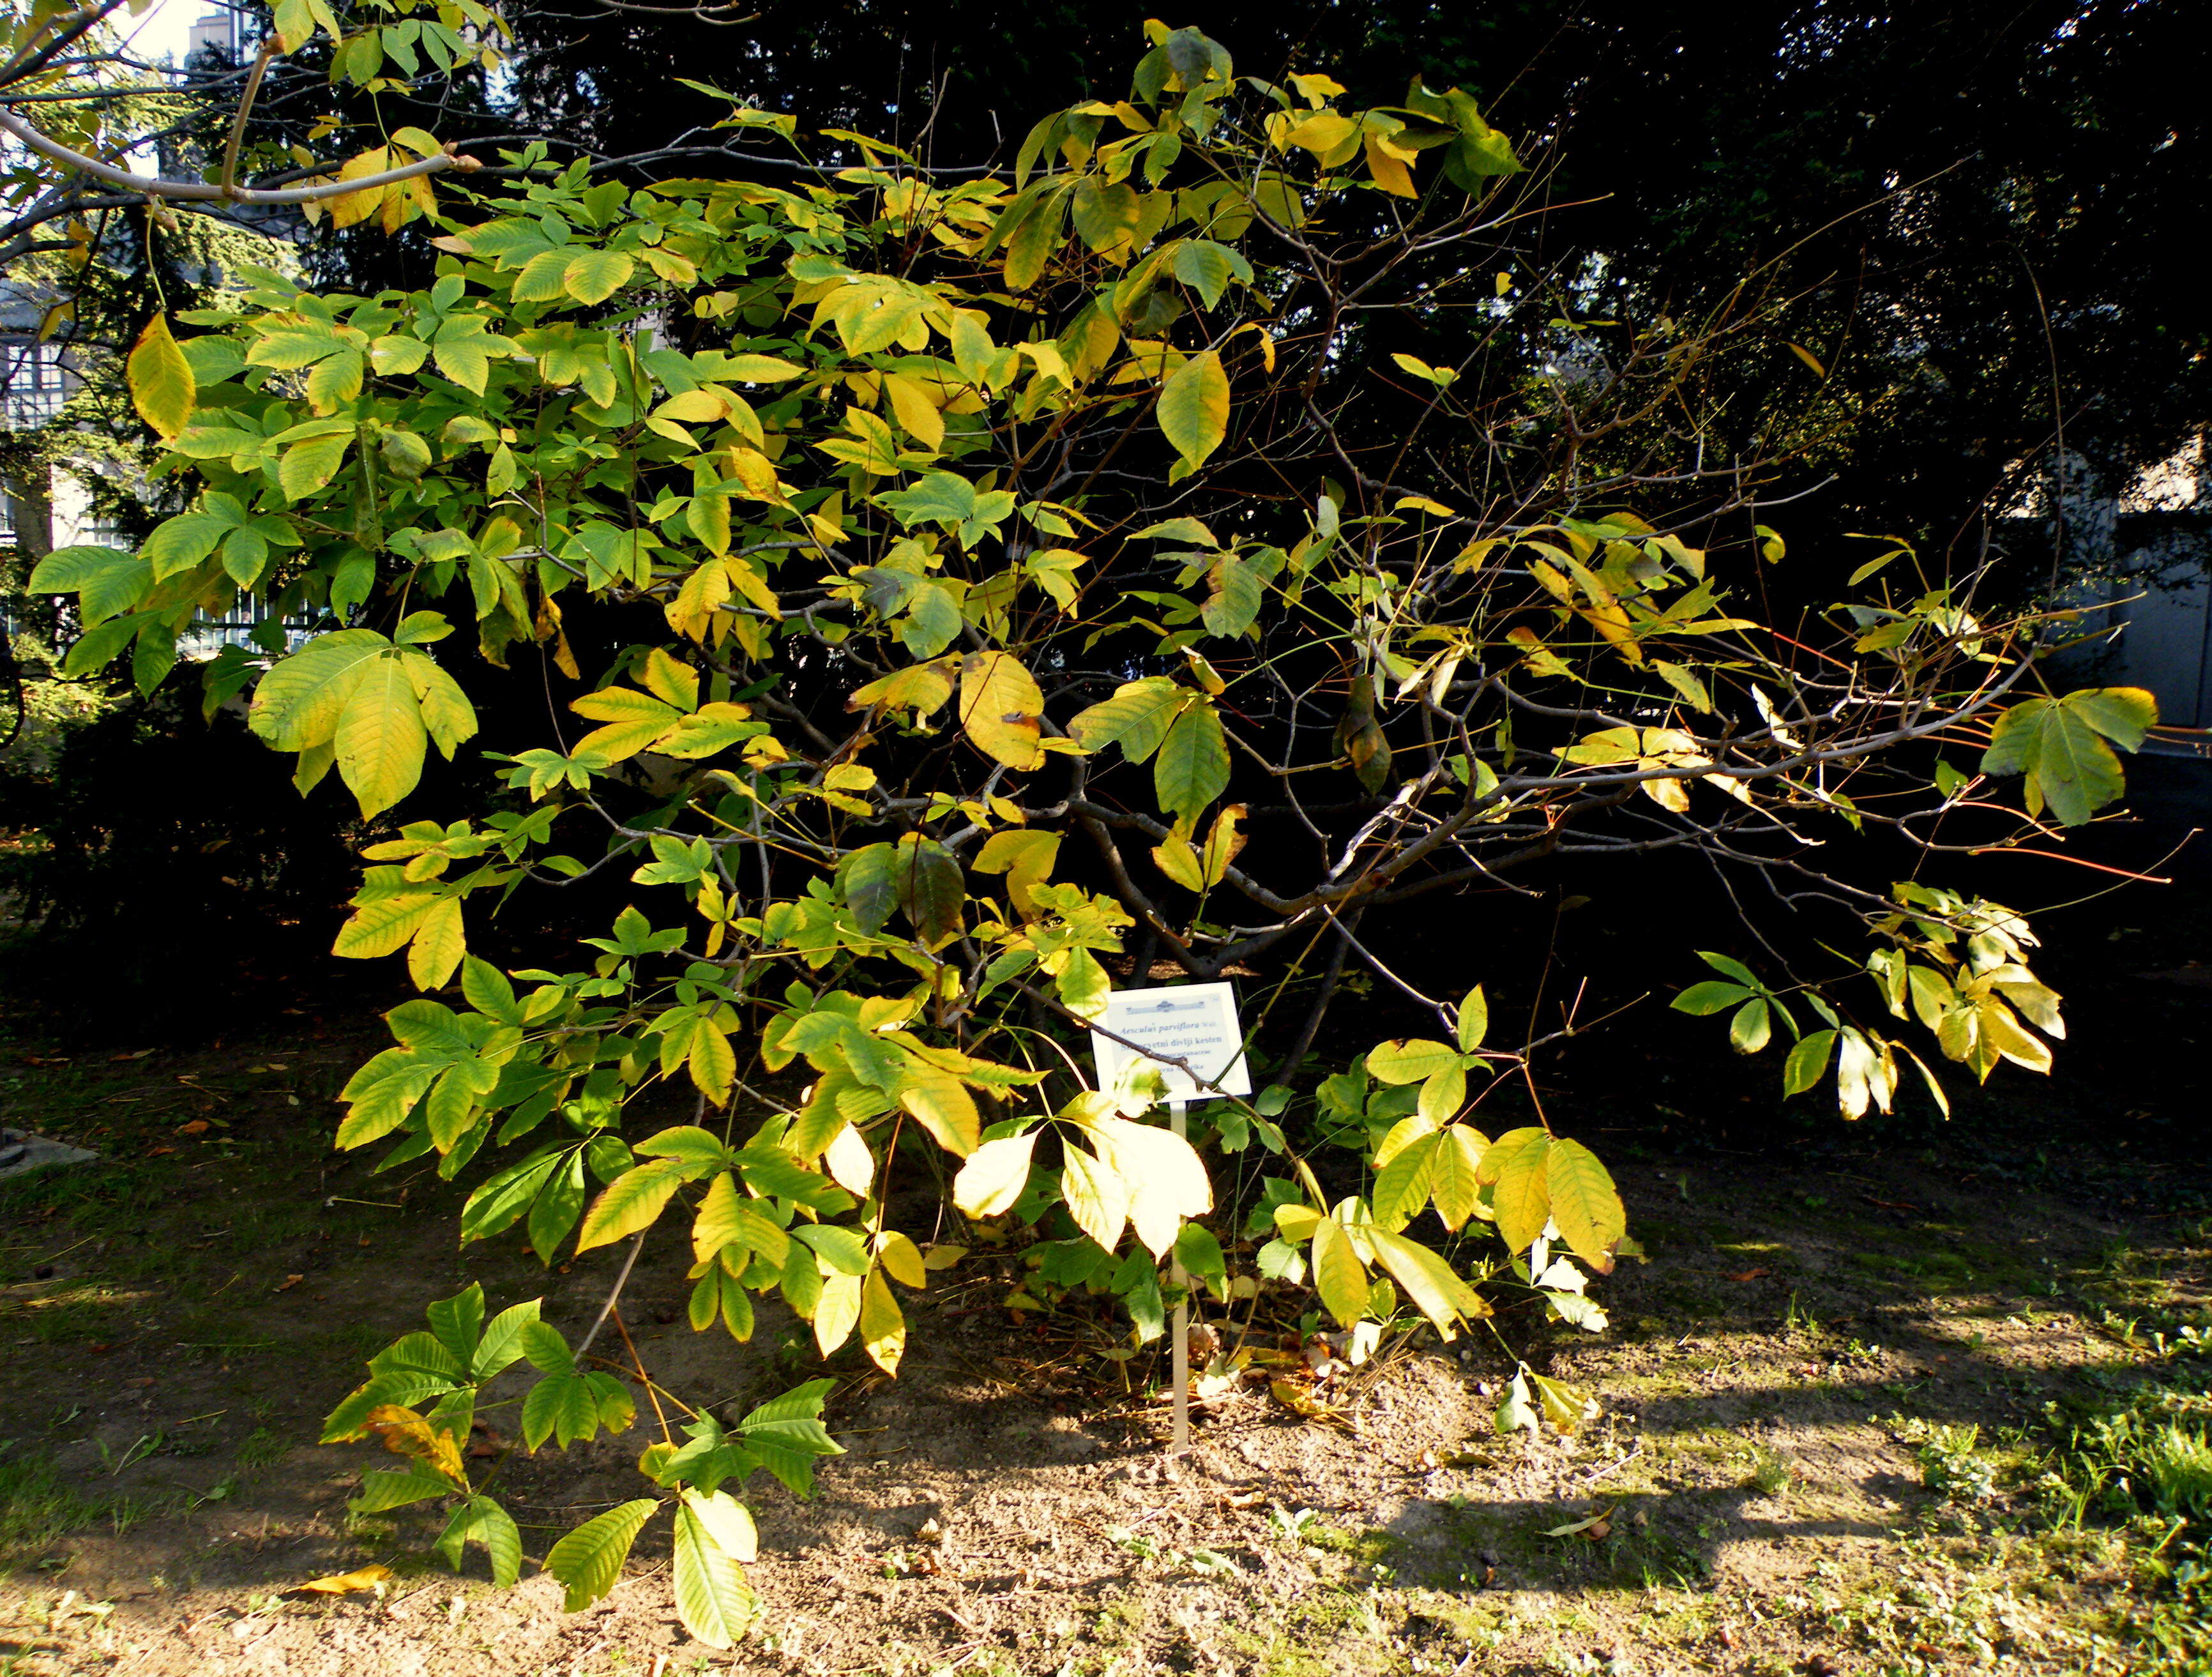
[3,974,2207,1677]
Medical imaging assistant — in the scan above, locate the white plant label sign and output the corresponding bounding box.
[1088,981,1252,1104]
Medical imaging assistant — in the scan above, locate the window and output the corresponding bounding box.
[0,339,70,429]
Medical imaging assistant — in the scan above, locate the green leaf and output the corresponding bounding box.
[1068,677,1186,763]
[1672,982,1753,1016]
[672,1503,758,1648]
[279,429,352,499]
[1154,701,1229,824]
[436,1495,522,1587]
[471,1299,542,1377]
[1728,998,1771,1055]
[352,1464,455,1514]
[1694,951,1761,986]
[1981,687,2157,826]
[893,834,965,949]
[1365,1038,1462,1086]
[424,1284,485,1365]
[1783,1029,1837,1097]
[1543,1139,1624,1275]
[1455,986,1489,1053]
[576,1159,687,1252]
[733,1377,842,1497]
[129,315,195,439]
[1170,239,1248,308]
[28,546,149,623]
[543,1498,659,1612]
[1156,349,1229,467]
[1070,177,1141,252]
[564,250,636,305]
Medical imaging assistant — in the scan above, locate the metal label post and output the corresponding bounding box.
[1086,982,1251,1456]
[1168,1096,1189,1452]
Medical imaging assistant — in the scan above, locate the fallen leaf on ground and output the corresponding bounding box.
[1269,1379,1351,1430]
[1543,1508,1613,1538]
[291,1565,393,1595]
[273,1274,304,1293]
[178,1121,211,1137]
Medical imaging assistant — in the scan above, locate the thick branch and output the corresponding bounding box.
[0,106,480,203]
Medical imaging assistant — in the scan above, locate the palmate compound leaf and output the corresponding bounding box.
[249,633,477,819]
[1980,687,2157,826]
[544,1498,660,1612]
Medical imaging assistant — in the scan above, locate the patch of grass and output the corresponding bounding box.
[0,1441,176,1572]
[1745,1445,1794,1498]
[235,1428,289,1471]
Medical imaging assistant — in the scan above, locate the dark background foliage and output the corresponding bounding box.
[5,0,2204,1043]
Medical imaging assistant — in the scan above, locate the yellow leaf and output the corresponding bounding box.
[1480,1127,1553,1255]
[814,1273,862,1356]
[1087,1116,1213,1259]
[875,1230,928,1289]
[951,1130,1037,1217]
[897,1057,979,1156]
[1363,130,1418,197]
[1310,1216,1369,1327]
[406,895,466,991]
[860,1269,905,1375]
[1149,833,1207,892]
[971,828,1060,917]
[958,650,1045,770]
[1060,1142,1130,1253]
[328,146,395,231]
[1545,1138,1625,1275]
[883,373,946,451]
[848,660,956,718]
[362,1404,467,1485]
[335,651,427,817]
[1197,803,1246,886]
[128,315,195,439]
[679,1486,759,1563]
[824,1123,875,1196]
[292,1564,395,1596]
